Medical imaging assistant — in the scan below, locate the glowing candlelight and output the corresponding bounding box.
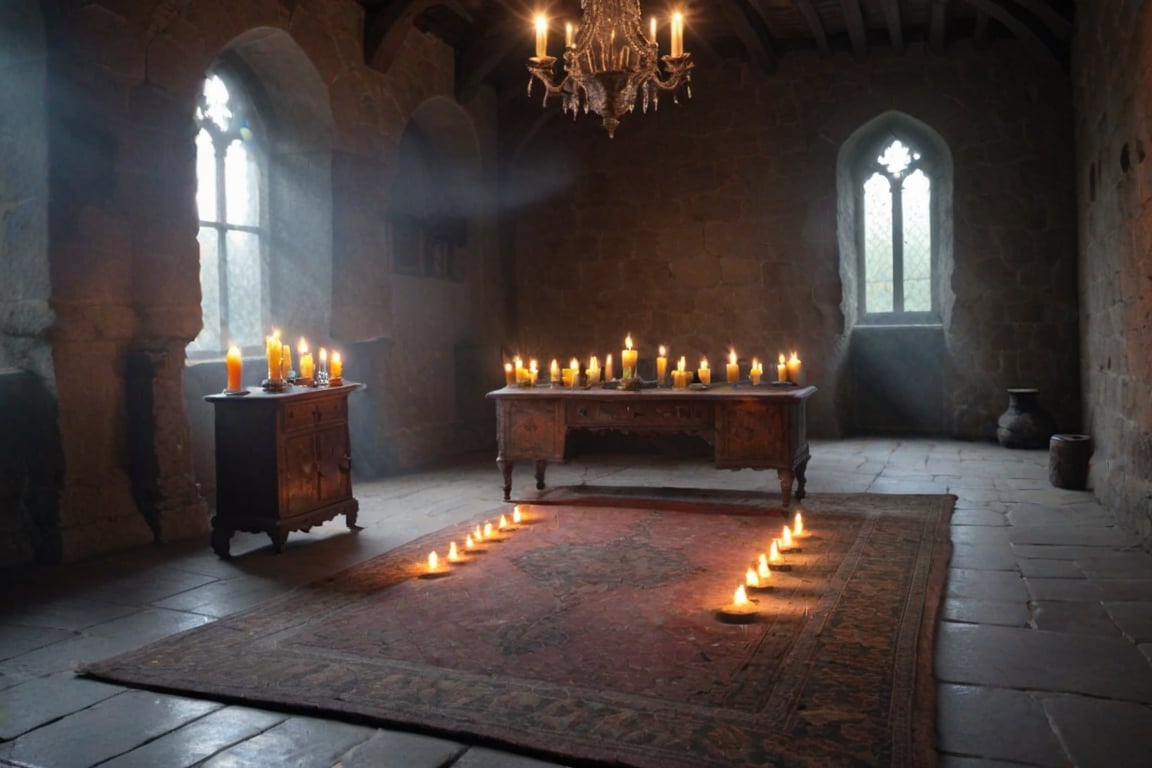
[793,511,804,536]
[787,351,802,384]
[671,11,684,57]
[466,534,476,550]
[657,345,667,383]
[750,357,762,386]
[782,526,794,548]
[726,349,739,383]
[448,541,460,561]
[474,524,484,541]
[745,567,759,588]
[484,522,494,538]
[605,353,614,381]
[733,584,748,605]
[504,362,515,386]
[622,334,638,379]
[428,551,439,571]
[697,357,711,385]
[330,352,342,380]
[534,15,548,58]
[777,353,787,383]
[513,505,523,524]
[769,540,782,563]
[499,514,509,530]
[757,558,771,581]
[225,344,243,391]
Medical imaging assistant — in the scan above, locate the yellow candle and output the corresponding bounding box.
[750,358,762,386]
[622,334,638,379]
[587,356,600,384]
[298,339,313,380]
[569,357,580,388]
[266,333,282,382]
[534,15,548,58]
[697,357,711,386]
[726,349,739,383]
[777,353,787,383]
[671,11,684,57]
[331,352,342,380]
[225,345,242,391]
[504,362,515,386]
[550,358,561,384]
[514,356,525,384]
[787,351,802,385]
[656,345,667,383]
[605,354,614,381]
[529,359,539,385]
[650,16,657,47]
[565,21,574,48]
[281,342,292,379]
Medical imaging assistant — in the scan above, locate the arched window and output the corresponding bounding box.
[188,71,267,354]
[857,134,938,323]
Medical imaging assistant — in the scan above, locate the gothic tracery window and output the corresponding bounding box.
[189,71,267,354]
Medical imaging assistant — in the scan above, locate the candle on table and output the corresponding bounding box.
[266,332,282,382]
[673,356,688,388]
[225,345,242,391]
[299,341,314,381]
[513,356,524,384]
[281,341,292,380]
[622,334,638,379]
[605,353,614,381]
[330,352,343,380]
[777,353,787,383]
[534,15,548,58]
[569,357,580,388]
[587,355,600,385]
[656,345,668,384]
[697,357,711,385]
[504,362,515,386]
[529,359,539,385]
[750,358,762,386]
[319,348,328,377]
[786,351,803,385]
[726,349,739,383]
[550,359,560,384]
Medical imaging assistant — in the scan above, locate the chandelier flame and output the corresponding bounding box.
[527,1,694,137]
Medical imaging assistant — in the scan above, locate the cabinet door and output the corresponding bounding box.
[317,426,352,503]
[715,400,790,468]
[283,433,320,516]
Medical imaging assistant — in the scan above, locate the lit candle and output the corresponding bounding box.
[515,355,527,384]
[793,511,804,536]
[448,541,460,562]
[769,539,782,564]
[529,359,539,385]
[513,505,523,524]
[534,15,548,58]
[697,357,711,385]
[266,332,282,382]
[750,358,762,386]
[428,551,440,572]
[745,567,759,589]
[605,353,614,381]
[330,352,342,381]
[787,351,803,385]
[673,356,688,389]
[281,341,292,379]
[781,525,794,549]
[757,555,772,581]
[569,357,580,388]
[733,584,748,605]
[622,334,638,379]
[565,21,575,48]
[656,345,667,384]
[650,16,657,47]
[550,358,560,384]
[504,362,515,386]
[587,355,600,384]
[466,534,477,551]
[484,521,494,539]
[726,349,739,383]
[474,523,484,541]
[671,11,684,57]
[226,345,242,391]
[777,353,787,383]
[299,340,314,381]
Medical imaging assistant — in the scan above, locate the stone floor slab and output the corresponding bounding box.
[98,705,288,768]
[942,597,1030,627]
[945,569,1029,602]
[949,542,1018,571]
[1017,558,1083,578]
[1076,551,1152,578]
[1029,601,1123,636]
[1103,602,1152,643]
[935,623,1152,701]
[0,674,123,740]
[1043,695,1152,768]
[452,746,573,768]
[936,684,1067,766]
[949,509,1008,527]
[341,730,467,768]
[198,715,374,768]
[1024,577,1104,602]
[1007,525,1138,547]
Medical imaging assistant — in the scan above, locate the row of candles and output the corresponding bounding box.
[422,506,530,577]
[718,510,807,622]
[504,334,804,388]
[223,329,344,392]
[533,11,686,60]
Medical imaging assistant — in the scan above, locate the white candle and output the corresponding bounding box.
[535,15,548,58]
[671,12,684,57]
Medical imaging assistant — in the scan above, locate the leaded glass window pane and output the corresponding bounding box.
[196,129,217,223]
[863,172,894,313]
[902,169,932,312]
[225,230,263,346]
[225,139,258,227]
[190,227,221,352]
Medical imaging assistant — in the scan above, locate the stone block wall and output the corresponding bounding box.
[1074,2,1152,542]
[505,42,1079,441]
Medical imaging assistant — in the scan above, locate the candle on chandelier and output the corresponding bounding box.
[726,349,739,383]
[622,334,638,379]
[534,15,548,58]
[697,357,711,386]
[671,11,684,58]
[225,345,242,391]
[650,16,657,48]
[565,22,575,48]
[656,345,668,384]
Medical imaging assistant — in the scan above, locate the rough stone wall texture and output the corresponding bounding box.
[507,43,1079,442]
[1074,2,1152,543]
[13,0,504,562]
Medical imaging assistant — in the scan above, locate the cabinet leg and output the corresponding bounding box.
[535,460,548,490]
[210,524,233,559]
[346,507,362,531]
[777,469,794,508]
[795,459,809,501]
[268,528,289,554]
[498,457,513,501]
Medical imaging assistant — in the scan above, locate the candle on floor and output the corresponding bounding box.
[225,345,242,391]
[793,510,805,537]
[419,550,450,578]
[716,583,759,623]
[448,541,462,562]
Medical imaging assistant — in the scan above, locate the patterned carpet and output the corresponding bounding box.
[81,493,953,768]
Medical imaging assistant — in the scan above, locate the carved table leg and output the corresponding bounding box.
[497,457,513,500]
[210,523,233,559]
[795,459,809,501]
[346,507,362,531]
[777,468,794,508]
[535,459,548,490]
[268,527,289,554]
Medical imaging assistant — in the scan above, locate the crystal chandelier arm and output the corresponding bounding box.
[649,54,694,91]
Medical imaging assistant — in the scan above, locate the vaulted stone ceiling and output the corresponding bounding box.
[358,0,1075,99]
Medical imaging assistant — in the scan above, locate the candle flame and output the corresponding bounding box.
[320,348,327,362]
[794,511,804,536]
[474,524,483,541]
[758,559,771,580]
[733,584,748,605]
[700,357,708,370]
[769,540,781,562]
[677,356,686,372]
[745,567,759,588]
[448,541,459,561]
[659,345,666,356]
[499,514,509,529]
[782,526,794,547]
[428,551,439,570]
[530,359,538,372]
[779,352,786,364]
[299,338,308,354]
[534,14,547,34]
[789,350,800,364]
[729,349,737,365]
[758,552,768,570]
[569,358,579,369]
[625,333,633,351]
[466,534,475,549]
[513,506,523,524]
[484,522,493,538]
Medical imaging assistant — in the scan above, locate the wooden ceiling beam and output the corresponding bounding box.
[364,0,439,72]
[718,0,779,74]
[791,0,831,56]
[960,0,1061,67]
[840,0,868,60]
[1011,0,1074,39]
[928,0,951,54]
[879,0,904,53]
[456,17,523,102]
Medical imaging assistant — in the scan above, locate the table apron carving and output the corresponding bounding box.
[488,386,815,506]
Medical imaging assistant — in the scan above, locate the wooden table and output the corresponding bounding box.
[204,383,361,557]
[486,384,816,506]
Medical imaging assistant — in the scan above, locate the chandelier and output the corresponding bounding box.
[527,1,693,138]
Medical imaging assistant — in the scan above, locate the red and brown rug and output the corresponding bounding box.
[81,493,953,768]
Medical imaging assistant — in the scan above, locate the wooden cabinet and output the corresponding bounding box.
[204,383,360,557]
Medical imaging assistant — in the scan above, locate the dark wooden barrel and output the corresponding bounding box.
[1048,434,1092,490]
